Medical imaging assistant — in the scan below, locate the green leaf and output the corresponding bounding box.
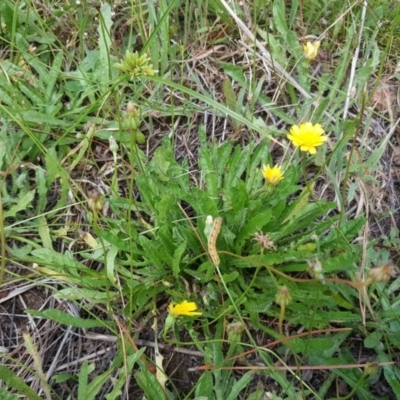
[68,125,95,171]
[106,245,118,284]
[246,141,270,192]
[0,365,41,400]
[105,349,146,400]
[85,368,112,400]
[137,236,165,273]
[97,229,133,252]
[246,389,268,400]
[172,240,187,277]
[97,2,113,85]
[0,384,17,400]
[78,362,95,400]
[279,202,336,239]
[54,288,114,304]
[52,373,72,383]
[38,216,52,250]
[282,185,313,224]
[46,52,64,100]
[155,193,176,223]
[227,180,249,213]
[226,371,255,400]
[35,167,48,213]
[31,248,91,274]
[149,76,277,142]
[222,79,238,113]
[364,331,382,349]
[152,146,171,182]
[26,309,105,328]
[235,212,272,252]
[199,147,218,198]
[383,363,400,395]
[289,335,348,358]
[219,62,246,84]
[195,371,213,398]
[18,110,70,127]
[225,145,250,189]
[323,252,359,273]
[135,369,167,399]
[0,1,16,34]
[221,271,239,284]
[272,0,289,36]
[326,348,372,398]
[319,311,361,323]
[4,189,35,218]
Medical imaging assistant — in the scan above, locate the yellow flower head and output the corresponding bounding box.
[303,41,320,60]
[287,122,327,154]
[168,300,203,317]
[262,164,284,185]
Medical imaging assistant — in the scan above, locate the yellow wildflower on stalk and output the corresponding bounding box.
[168,300,203,317]
[163,300,202,340]
[262,164,284,185]
[303,41,320,61]
[287,122,327,154]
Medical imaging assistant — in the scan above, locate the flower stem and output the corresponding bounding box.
[278,305,285,336]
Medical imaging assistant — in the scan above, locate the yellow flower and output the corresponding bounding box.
[168,300,203,317]
[262,164,284,185]
[287,122,327,154]
[303,41,320,60]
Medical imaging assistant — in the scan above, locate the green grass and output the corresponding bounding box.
[1,0,400,399]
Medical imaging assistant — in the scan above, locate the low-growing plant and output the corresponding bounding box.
[1,0,400,399]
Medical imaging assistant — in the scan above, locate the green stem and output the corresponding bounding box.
[328,371,368,400]
[0,188,5,287]
[278,305,285,336]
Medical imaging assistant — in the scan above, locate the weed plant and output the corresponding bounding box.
[0,0,400,399]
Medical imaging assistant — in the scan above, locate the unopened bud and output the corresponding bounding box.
[126,101,137,116]
[364,362,378,376]
[307,257,324,280]
[88,191,103,212]
[275,286,291,308]
[227,321,245,343]
[109,135,118,155]
[124,102,141,131]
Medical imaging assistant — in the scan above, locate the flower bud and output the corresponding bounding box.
[227,321,245,343]
[303,41,320,60]
[275,286,292,308]
[124,102,141,131]
[364,362,378,376]
[307,257,324,280]
[88,191,103,212]
[109,135,118,155]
